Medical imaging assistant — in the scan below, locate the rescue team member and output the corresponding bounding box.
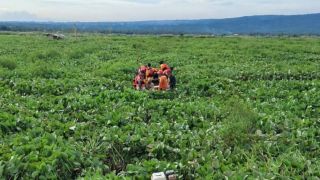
[146,63,155,78]
[145,63,157,89]
[169,67,176,89]
[150,72,159,88]
[135,64,155,90]
[134,72,145,90]
[164,68,171,77]
[159,61,173,90]
[134,62,174,91]
[139,65,147,74]
[159,61,170,71]
[158,70,168,91]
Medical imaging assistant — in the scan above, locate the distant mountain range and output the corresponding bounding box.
[1,13,320,35]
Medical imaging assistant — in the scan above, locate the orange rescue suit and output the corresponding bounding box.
[159,75,168,90]
[160,64,170,71]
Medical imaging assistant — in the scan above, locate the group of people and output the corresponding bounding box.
[133,61,176,90]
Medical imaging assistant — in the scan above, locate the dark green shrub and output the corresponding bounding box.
[1,133,83,179]
[220,98,259,147]
[98,61,136,79]
[30,49,61,61]
[33,64,63,79]
[0,58,17,70]
[69,49,85,59]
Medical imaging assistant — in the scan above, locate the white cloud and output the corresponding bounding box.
[0,0,319,21]
[0,11,41,21]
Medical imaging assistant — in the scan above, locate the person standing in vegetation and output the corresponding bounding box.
[158,70,169,90]
[144,63,153,89]
[134,72,146,90]
[169,67,176,89]
[146,63,155,78]
[160,61,176,90]
[159,60,170,71]
[134,64,148,90]
[138,65,147,74]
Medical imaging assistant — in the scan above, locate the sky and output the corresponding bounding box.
[0,0,320,22]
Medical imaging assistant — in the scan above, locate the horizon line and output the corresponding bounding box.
[0,12,319,23]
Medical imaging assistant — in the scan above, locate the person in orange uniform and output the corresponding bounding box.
[146,63,154,78]
[159,61,170,71]
[158,70,169,90]
[144,63,153,89]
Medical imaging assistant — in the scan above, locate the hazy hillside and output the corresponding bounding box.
[1,13,320,35]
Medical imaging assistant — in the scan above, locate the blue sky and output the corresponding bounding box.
[0,0,320,21]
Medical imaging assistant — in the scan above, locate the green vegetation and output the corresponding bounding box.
[0,57,17,70]
[0,34,319,179]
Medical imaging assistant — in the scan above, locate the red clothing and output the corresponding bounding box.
[134,74,145,89]
[146,67,154,77]
[135,74,144,83]
[139,66,147,74]
[164,69,172,76]
[160,64,170,71]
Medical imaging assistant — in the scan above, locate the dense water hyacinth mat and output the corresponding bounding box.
[0,34,319,179]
